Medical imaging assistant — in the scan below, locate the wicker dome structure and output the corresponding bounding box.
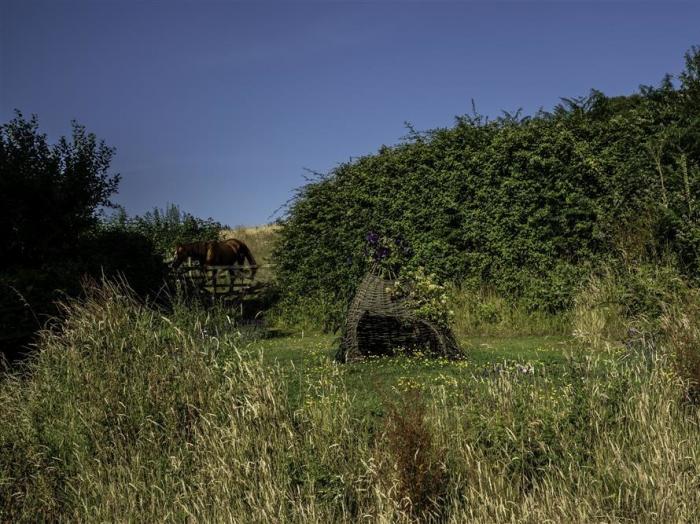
[336,268,462,363]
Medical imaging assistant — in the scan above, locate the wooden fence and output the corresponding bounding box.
[170,263,273,306]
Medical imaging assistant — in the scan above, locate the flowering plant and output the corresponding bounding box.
[364,231,412,278]
[364,232,453,326]
[390,267,455,328]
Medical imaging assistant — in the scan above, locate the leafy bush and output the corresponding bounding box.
[274,48,700,316]
[0,112,225,355]
[572,260,687,349]
[0,111,119,270]
[84,227,166,297]
[91,204,224,297]
[104,203,224,258]
[391,267,454,329]
[0,112,124,354]
[449,286,571,337]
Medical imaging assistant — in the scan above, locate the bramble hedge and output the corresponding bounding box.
[274,48,700,316]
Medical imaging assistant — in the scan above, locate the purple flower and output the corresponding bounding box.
[366,231,379,246]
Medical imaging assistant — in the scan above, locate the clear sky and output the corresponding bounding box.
[1,1,698,227]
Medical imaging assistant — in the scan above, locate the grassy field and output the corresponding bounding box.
[4,224,700,522]
[250,333,574,412]
[221,224,280,284]
[2,281,699,522]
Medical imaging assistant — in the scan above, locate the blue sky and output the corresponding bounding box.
[1,1,699,226]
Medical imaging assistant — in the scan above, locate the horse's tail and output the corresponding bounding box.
[239,242,258,279]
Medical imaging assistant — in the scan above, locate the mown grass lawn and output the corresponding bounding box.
[253,334,572,367]
[244,333,585,415]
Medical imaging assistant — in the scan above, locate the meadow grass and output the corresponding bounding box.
[221,224,280,284]
[450,286,571,338]
[250,333,572,414]
[2,281,700,522]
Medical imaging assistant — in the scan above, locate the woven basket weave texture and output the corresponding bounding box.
[337,270,461,362]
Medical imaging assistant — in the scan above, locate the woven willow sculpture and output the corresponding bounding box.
[336,268,462,363]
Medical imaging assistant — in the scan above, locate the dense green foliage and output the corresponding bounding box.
[85,205,225,299]
[0,111,120,269]
[0,113,124,353]
[104,203,224,258]
[275,48,700,317]
[0,113,224,357]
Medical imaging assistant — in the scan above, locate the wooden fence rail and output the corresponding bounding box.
[170,263,273,302]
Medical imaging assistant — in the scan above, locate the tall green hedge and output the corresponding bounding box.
[274,48,700,315]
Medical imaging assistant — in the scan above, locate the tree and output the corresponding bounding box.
[0,111,120,268]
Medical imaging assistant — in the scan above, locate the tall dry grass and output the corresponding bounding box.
[661,288,700,403]
[450,286,571,338]
[221,224,280,283]
[2,282,700,522]
[572,261,687,350]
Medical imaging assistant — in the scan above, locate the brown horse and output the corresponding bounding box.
[171,238,257,279]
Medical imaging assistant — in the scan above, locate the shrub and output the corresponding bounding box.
[84,227,166,297]
[274,48,700,315]
[572,260,687,349]
[450,285,570,337]
[391,267,455,329]
[104,203,224,258]
[0,111,119,270]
